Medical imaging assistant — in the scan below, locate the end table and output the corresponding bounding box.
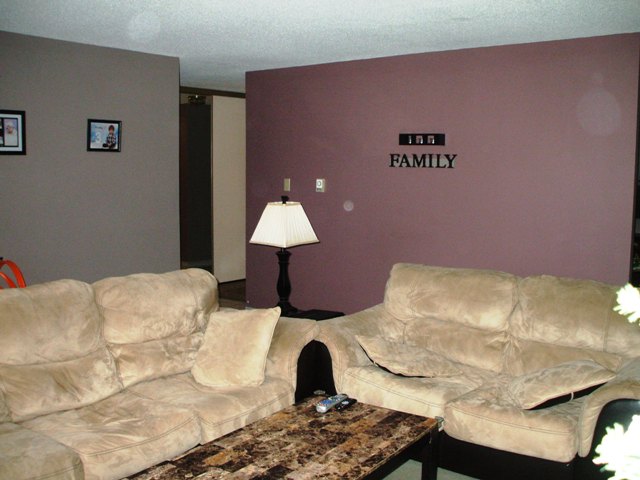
[287,309,344,402]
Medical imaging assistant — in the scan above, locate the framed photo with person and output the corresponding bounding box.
[0,110,26,155]
[87,119,122,152]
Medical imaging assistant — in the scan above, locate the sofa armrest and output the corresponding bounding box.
[315,304,401,392]
[578,356,640,457]
[264,316,319,388]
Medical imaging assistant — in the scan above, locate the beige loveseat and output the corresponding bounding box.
[317,263,640,477]
[0,269,317,480]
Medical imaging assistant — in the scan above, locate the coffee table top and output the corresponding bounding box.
[125,396,437,479]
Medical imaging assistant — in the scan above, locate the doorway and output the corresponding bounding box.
[179,88,247,282]
[179,97,212,272]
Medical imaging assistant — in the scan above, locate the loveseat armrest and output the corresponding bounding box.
[578,356,640,457]
[315,304,400,392]
[264,317,319,388]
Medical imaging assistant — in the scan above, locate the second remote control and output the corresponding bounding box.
[335,398,357,411]
[315,394,348,413]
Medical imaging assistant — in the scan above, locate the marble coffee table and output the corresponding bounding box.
[125,396,439,480]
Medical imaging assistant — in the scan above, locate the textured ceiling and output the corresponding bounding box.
[1,0,638,93]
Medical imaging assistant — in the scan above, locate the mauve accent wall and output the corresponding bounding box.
[0,32,180,284]
[246,34,640,314]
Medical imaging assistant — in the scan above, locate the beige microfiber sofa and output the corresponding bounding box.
[0,269,317,480]
[317,263,640,477]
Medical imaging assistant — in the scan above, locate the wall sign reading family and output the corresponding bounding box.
[0,110,26,155]
[389,153,457,168]
[87,119,122,152]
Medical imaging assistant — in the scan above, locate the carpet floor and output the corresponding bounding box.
[383,461,477,479]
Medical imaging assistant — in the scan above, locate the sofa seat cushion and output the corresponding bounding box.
[444,385,583,463]
[0,422,83,480]
[342,364,492,418]
[21,390,201,480]
[128,372,293,443]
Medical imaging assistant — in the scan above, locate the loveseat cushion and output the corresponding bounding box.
[341,363,493,419]
[504,360,615,409]
[129,372,293,443]
[444,385,584,463]
[404,319,509,373]
[94,269,218,387]
[0,422,83,480]
[384,264,517,372]
[504,275,635,377]
[21,390,201,480]
[0,279,122,421]
[356,335,462,377]
[508,275,640,368]
[503,338,624,376]
[383,263,517,329]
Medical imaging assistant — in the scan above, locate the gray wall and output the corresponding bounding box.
[0,32,180,284]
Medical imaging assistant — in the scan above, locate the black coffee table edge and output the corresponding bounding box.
[362,419,440,480]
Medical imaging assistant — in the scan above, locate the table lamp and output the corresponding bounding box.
[250,196,319,315]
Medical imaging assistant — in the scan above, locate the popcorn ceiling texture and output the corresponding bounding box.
[0,0,638,91]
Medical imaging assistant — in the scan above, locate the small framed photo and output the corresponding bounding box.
[87,119,121,152]
[0,110,26,155]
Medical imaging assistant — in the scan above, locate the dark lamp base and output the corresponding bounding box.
[276,301,299,316]
[275,248,299,316]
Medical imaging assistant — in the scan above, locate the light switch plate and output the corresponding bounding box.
[284,178,291,191]
[315,178,325,192]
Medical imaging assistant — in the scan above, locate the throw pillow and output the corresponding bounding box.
[505,360,615,409]
[356,335,462,378]
[192,307,280,387]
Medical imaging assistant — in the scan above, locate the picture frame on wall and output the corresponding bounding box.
[87,119,121,152]
[0,110,26,155]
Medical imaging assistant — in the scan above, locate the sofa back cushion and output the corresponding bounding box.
[384,263,517,329]
[503,338,624,376]
[0,280,121,421]
[505,275,635,376]
[0,279,103,364]
[404,319,509,372]
[385,264,518,372]
[94,269,218,387]
[0,348,122,422]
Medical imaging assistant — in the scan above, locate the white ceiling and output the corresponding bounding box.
[1,0,638,93]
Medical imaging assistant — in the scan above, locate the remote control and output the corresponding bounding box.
[335,398,357,411]
[315,394,349,413]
